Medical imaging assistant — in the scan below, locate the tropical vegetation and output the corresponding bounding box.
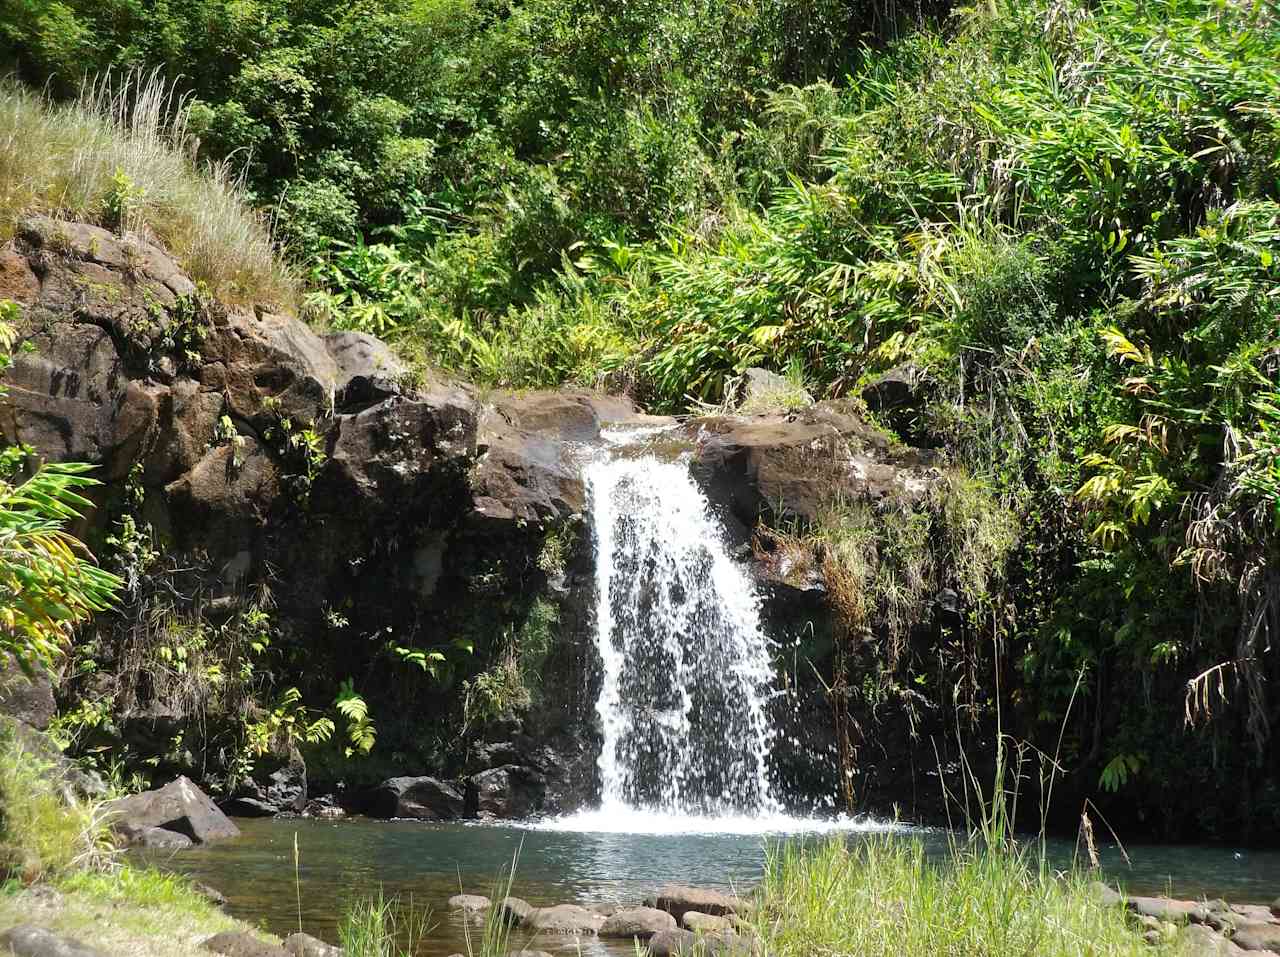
[0,0,1276,838]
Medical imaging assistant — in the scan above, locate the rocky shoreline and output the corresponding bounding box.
[4,876,1280,957]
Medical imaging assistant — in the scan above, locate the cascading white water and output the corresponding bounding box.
[586,449,782,819]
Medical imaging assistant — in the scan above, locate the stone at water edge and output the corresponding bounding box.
[0,925,105,957]
[449,894,491,913]
[367,776,465,820]
[283,932,347,957]
[119,825,193,849]
[106,776,240,845]
[648,929,698,957]
[1088,881,1123,908]
[202,932,292,957]
[588,902,619,917]
[682,913,734,933]
[1126,896,1210,924]
[1272,898,1280,918]
[522,904,605,934]
[1179,925,1246,957]
[646,885,747,918]
[599,907,678,939]
[1234,922,1280,952]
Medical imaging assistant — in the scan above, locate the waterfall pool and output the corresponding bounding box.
[148,816,1280,957]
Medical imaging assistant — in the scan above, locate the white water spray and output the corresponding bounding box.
[585,448,782,819]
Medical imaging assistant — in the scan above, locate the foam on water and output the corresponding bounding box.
[531,802,909,836]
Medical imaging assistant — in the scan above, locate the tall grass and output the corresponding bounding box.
[750,836,1156,957]
[0,73,294,306]
[338,888,431,957]
[0,727,114,881]
[461,847,522,957]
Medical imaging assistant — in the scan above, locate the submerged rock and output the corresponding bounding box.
[448,894,491,913]
[522,904,604,935]
[599,907,678,939]
[0,925,106,957]
[106,776,240,845]
[500,897,535,925]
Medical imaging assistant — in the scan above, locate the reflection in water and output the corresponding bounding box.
[150,818,1280,957]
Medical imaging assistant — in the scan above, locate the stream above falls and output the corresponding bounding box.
[149,817,1280,957]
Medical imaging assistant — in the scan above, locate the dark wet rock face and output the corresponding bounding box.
[0,656,55,730]
[0,218,616,819]
[466,765,547,819]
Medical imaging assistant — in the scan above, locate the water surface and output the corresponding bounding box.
[151,816,1280,957]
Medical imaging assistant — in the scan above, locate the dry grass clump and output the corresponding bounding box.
[0,73,295,307]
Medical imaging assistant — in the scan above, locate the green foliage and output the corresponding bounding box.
[0,729,114,882]
[334,680,377,758]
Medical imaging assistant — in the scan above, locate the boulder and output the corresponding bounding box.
[192,882,228,907]
[522,904,604,935]
[646,885,747,918]
[122,825,194,850]
[324,331,406,406]
[466,765,546,820]
[283,933,346,957]
[470,417,585,529]
[600,907,678,939]
[105,775,240,844]
[1088,882,1122,908]
[500,898,535,925]
[0,926,106,957]
[1127,896,1208,924]
[686,401,938,525]
[0,657,55,730]
[1234,923,1280,952]
[202,933,292,957]
[647,929,698,957]
[737,368,811,411]
[860,364,925,413]
[1179,925,1246,957]
[588,903,619,917]
[449,894,491,914]
[226,750,307,816]
[367,776,465,820]
[682,913,733,933]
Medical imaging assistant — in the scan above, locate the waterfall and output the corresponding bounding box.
[585,450,781,818]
